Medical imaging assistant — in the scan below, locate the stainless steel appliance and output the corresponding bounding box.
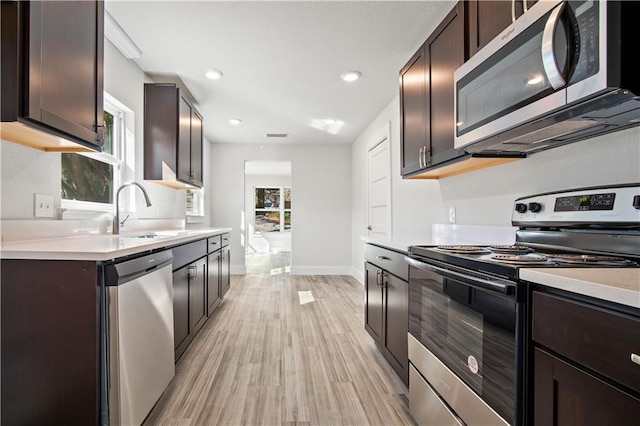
[406,183,639,425]
[454,0,640,155]
[103,250,175,425]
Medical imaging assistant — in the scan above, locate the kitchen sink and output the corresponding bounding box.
[118,230,200,239]
[119,232,169,239]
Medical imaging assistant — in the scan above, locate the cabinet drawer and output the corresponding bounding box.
[172,239,207,271]
[207,236,221,253]
[365,244,408,281]
[221,233,231,247]
[533,291,640,394]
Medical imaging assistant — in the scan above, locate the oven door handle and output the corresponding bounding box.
[405,256,514,295]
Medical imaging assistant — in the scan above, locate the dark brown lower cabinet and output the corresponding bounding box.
[220,245,231,297]
[173,257,207,361]
[364,244,409,385]
[173,235,229,361]
[190,258,207,335]
[173,266,191,361]
[365,262,384,344]
[207,250,221,315]
[1,259,100,425]
[532,289,640,425]
[534,348,640,425]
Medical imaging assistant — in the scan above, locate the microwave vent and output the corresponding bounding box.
[502,120,603,146]
[266,133,290,138]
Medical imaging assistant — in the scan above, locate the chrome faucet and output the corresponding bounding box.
[113,182,152,234]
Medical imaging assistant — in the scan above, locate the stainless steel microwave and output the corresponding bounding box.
[454,0,640,155]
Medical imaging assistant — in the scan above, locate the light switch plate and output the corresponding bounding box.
[448,207,456,224]
[35,194,54,218]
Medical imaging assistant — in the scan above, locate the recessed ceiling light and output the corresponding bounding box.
[340,71,361,82]
[205,69,223,80]
[229,118,242,125]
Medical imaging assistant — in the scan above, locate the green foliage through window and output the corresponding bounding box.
[61,154,114,204]
[61,109,118,205]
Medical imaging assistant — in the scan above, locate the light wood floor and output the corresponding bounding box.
[144,252,414,425]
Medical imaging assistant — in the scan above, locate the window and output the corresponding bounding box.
[254,187,291,232]
[186,188,205,217]
[61,93,135,212]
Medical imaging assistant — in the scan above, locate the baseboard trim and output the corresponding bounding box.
[350,267,364,285]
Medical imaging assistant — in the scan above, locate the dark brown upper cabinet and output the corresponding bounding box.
[400,2,467,178]
[466,0,538,58]
[0,1,104,152]
[399,0,525,179]
[399,44,427,176]
[144,83,204,189]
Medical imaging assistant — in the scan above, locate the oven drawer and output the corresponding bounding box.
[409,364,463,426]
[532,291,640,394]
[408,334,509,426]
[364,244,408,281]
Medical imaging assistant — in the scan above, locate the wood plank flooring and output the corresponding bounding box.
[144,252,414,425]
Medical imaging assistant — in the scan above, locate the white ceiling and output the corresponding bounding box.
[105,1,455,146]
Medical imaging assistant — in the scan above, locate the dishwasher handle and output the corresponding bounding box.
[104,250,173,286]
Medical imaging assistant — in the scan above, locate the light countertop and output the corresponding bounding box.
[520,268,640,309]
[0,228,231,261]
[363,224,517,253]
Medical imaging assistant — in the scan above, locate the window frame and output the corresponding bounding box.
[254,186,291,233]
[60,93,131,213]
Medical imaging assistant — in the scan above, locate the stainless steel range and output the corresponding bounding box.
[405,183,639,426]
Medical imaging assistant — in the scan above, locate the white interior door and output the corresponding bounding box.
[367,125,391,239]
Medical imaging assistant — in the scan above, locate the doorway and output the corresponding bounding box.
[367,123,392,240]
[244,161,292,274]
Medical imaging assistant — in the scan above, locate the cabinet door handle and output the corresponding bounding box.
[511,0,516,23]
[376,255,389,261]
[418,147,424,168]
[95,124,105,144]
[376,269,382,287]
[188,264,198,280]
[380,271,387,289]
[632,353,640,366]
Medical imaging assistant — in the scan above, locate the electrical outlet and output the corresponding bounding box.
[35,194,54,218]
[448,207,456,224]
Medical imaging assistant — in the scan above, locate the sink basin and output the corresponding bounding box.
[119,232,168,239]
[117,229,208,240]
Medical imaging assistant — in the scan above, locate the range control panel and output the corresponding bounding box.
[512,184,640,226]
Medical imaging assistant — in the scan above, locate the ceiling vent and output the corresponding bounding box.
[266,133,290,138]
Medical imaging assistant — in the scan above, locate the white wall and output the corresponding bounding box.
[351,95,640,281]
[209,143,351,275]
[0,141,62,219]
[0,40,197,222]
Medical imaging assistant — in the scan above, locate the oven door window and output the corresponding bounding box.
[409,265,516,424]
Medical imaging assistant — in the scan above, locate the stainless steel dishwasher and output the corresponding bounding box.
[104,250,175,425]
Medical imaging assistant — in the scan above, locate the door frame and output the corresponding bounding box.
[366,121,392,239]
